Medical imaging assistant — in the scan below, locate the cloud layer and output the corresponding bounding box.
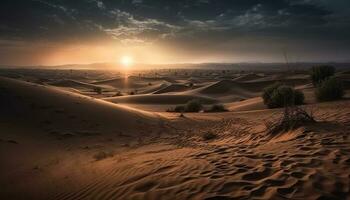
[1,0,350,65]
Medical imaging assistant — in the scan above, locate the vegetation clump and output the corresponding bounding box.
[184,99,203,112]
[311,65,335,86]
[315,77,344,101]
[93,151,114,161]
[206,104,228,112]
[202,132,217,140]
[94,87,102,94]
[114,91,123,96]
[262,83,304,108]
[174,105,185,112]
[167,99,203,113]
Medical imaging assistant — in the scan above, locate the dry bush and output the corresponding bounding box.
[202,132,217,140]
[265,106,316,135]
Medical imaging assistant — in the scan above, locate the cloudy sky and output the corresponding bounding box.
[1,0,350,66]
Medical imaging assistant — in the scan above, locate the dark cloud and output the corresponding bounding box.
[0,0,350,63]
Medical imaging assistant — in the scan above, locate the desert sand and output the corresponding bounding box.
[1,68,350,200]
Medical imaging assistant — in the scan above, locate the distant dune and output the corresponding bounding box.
[153,84,191,94]
[104,94,217,105]
[49,79,105,90]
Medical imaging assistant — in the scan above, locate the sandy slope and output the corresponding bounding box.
[153,83,191,94]
[92,76,169,90]
[1,72,350,200]
[49,79,104,90]
[104,94,217,105]
[8,100,347,200]
[0,77,161,134]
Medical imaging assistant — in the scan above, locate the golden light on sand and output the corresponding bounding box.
[120,56,134,69]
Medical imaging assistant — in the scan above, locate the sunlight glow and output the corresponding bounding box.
[120,56,134,69]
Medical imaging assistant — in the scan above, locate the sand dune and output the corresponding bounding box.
[92,76,173,89]
[233,73,264,82]
[137,82,170,94]
[104,94,217,105]
[185,80,262,102]
[153,83,191,94]
[1,69,350,200]
[0,77,160,133]
[226,97,265,112]
[49,79,107,90]
[46,100,350,200]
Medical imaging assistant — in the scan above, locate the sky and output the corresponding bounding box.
[0,0,350,66]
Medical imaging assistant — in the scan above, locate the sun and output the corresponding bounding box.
[120,56,134,68]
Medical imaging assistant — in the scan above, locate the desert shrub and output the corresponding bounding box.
[185,99,203,112]
[265,106,315,135]
[207,104,228,112]
[202,132,217,140]
[167,105,186,112]
[129,91,135,95]
[93,151,113,161]
[94,87,102,94]
[315,77,344,101]
[114,91,123,96]
[174,105,185,112]
[262,82,281,106]
[168,100,203,113]
[262,83,304,108]
[311,65,335,86]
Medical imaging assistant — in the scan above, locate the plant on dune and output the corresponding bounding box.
[114,91,123,96]
[94,87,102,94]
[185,99,203,112]
[168,100,203,113]
[174,105,185,112]
[167,105,186,112]
[315,77,344,101]
[262,83,304,108]
[262,82,281,106]
[265,106,315,135]
[93,151,114,161]
[202,132,217,140]
[206,104,228,112]
[310,65,335,86]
